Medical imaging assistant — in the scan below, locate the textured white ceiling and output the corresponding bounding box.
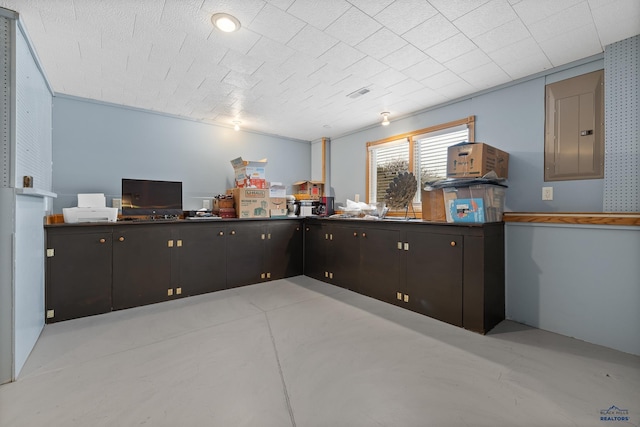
[2,0,639,141]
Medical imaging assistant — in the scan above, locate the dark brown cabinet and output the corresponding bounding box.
[45,228,112,322]
[401,229,463,327]
[226,222,265,288]
[358,227,401,304]
[304,219,504,334]
[112,225,174,310]
[313,223,401,299]
[45,219,304,323]
[266,221,303,280]
[303,222,327,281]
[227,220,303,287]
[325,225,360,290]
[45,218,503,334]
[177,224,227,296]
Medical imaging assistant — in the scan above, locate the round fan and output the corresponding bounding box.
[384,172,417,210]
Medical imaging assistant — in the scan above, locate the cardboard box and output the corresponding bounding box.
[447,143,509,178]
[442,184,506,223]
[229,188,270,218]
[236,178,267,188]
[230,157,267,187]
[421,188,446,222]
[293,180,324,200]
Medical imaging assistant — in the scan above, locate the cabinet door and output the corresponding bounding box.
[112,226,173,310]
[405,231,463,327]
[267,221,303,280]
[46,231,112,323]
[359,227,401,304]
[226,222,265,287]
[304,222,326,281]
[326,225,360,290]
[178,224,227,296]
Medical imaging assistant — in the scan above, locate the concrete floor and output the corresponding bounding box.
[1,276,638,427]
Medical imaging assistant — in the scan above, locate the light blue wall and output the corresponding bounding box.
[14,195,47,373]
[499,37,639,355]
[330,59,605,212]
[51,97,312,212]
[506,223,640,355]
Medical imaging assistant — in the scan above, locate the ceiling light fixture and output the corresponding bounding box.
[211,13,241,32]
[233,120,241,131]
[380,112,391,126]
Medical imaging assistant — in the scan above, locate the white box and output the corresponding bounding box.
[269,182,286,198]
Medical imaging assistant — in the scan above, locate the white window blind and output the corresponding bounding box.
[414,125,469,187]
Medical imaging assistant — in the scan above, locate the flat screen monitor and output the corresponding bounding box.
[121,178,183,216]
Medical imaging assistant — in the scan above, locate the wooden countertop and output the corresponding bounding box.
[503,212,640,226]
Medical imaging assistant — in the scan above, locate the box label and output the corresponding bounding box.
[449,198,485,223]
[231,188,270,218]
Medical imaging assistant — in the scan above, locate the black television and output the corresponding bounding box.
[121,178,183,217]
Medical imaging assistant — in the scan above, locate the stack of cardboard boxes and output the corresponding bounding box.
[422,142,509,223]
[228,157,288,218]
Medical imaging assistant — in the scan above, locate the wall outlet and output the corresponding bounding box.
[542,186,553,201]
[203,199,211,210]
[112,198,122,209]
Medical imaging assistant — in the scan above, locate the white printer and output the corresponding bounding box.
[62,193,118,223]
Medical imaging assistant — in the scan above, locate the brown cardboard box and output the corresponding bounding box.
[421,188,446,222]
[447,142,509,178]
[293,180,324,200]
[229,188,270,218]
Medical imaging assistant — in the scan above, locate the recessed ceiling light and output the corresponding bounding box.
[232,120,241,131]
[211,13,241,33]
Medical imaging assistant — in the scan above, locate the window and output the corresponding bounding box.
[368,137,410,203]
[367,116,475,209]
